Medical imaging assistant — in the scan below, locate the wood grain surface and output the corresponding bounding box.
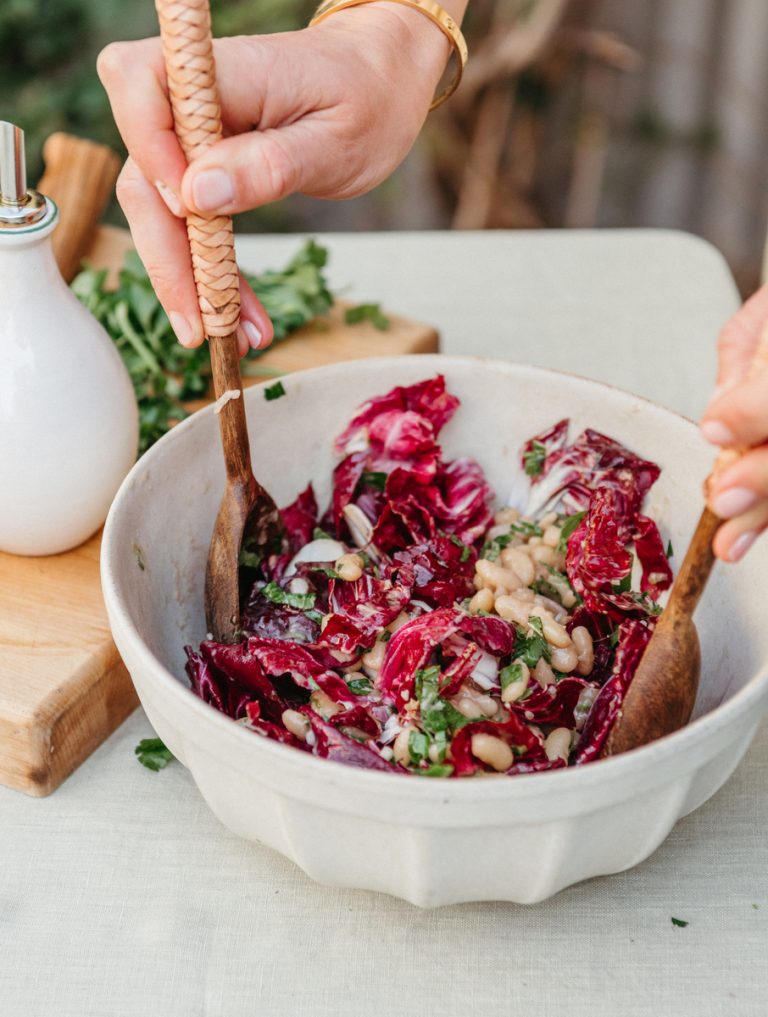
[0,225,439,796]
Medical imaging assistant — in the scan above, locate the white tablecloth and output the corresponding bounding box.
[2,230,765,1017]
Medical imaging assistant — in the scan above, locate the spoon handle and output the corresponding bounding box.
[155,0,252,484]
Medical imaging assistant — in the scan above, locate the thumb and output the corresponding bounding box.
[180,124,337,215]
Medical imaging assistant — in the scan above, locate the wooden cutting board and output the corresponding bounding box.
[0,224,439,797]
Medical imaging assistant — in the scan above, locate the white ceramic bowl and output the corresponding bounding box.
[101,356,768,906]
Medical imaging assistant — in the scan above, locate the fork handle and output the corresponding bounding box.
[156,0,252,483]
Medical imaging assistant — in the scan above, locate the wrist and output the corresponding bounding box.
[311,1,460,89]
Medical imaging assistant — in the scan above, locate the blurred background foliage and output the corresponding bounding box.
[2,0,767,292]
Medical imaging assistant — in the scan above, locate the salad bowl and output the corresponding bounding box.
[101,356,768,906]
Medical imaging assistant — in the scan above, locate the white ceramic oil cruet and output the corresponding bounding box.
[0,121,139,555]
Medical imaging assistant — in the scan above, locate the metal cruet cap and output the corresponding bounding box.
[0,121,52,230]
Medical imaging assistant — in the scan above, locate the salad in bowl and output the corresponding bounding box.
[186,375,673,777]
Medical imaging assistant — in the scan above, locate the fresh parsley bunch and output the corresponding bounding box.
[71,239,333,453]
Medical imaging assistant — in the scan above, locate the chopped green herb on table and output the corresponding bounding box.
[135,738,174,771]
[344,302,391,331]
[670,917,689,928]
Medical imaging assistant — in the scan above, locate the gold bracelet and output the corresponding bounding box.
[309,0,467,110]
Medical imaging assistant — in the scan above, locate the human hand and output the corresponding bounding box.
[700,283,768,562]
[98,4,451,355]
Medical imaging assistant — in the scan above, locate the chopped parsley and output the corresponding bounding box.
[558,511,586,551]
[415,666,475,737]
[345,302,391,330]
[609,628,620,648]
[523,440,547,476]
[500,661,526,692]
[359,471,387,491]
[238,548,263,569]
[261,581,316,611]
[408,730,430,764]
[264,380,286,401]
[612,573,632,595]
[312,526,334,541]
[449,534,472,562]
[346,675,374,695]
[514,616,551,667]
[422,764,454,777]
[482,533,514,561]
[666,539,674,559]
[670,917,689,928]
[135,738,174,771]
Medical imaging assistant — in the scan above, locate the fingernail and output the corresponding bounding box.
[192,169,235,212]
[155,180,183,217]
[728,530,757,563]
[242,319,263,349]
[701,420,736,446]
[169,311,199,347]
[711,486,757,519]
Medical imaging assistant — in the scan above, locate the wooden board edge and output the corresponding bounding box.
[0,654,139,797]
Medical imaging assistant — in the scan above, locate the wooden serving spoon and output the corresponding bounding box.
[155,0,282,643]
[603,324,768,756]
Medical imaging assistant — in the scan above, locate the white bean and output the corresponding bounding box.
[501,660,530,703]
[540,511,558,528]
[531,544,558,566]
[550,644,578,674]
[537,610,571,648]
[309,690,342,718]
[543,525,562,548]
[572,625,595,676]
[500,547,535,586]
[469,588,495,614]
[471,733,514,772]
[335,552,364,582]
[494,507,520,526]
[544,571,577,609]
[282,709,310,741]
[361,640,387,677]
[494,594,531,626]
[476,558,522,593]
[393,726,414,766]
[534,657,556,687]
[544,727,572,762]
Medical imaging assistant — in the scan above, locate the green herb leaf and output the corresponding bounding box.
[238,549,263,569]
[500,661,525,691]
[408,730,430,764]
[135,738,174,771]
[671,917,689,928]
[612,573,632,595]
[558,511,586,551]
[514,617,551,667]
[344,302,390,331]
[313,527,334,541]
[359,471,387,492]
[666,539,674,559]
[421,764,454,777]
[346,676,374,695]
[523,441,547,476]
[261,581,316,611]
[415,667,475,735]
[264,380,286,401]
[609,629,620,648]
[482,533,514,561]
[448,534,472,562]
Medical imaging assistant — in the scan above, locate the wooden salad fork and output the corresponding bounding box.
[603,323,768,755]
[155,0,282,643]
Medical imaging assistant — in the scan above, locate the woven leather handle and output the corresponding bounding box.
[155,0,240,338]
